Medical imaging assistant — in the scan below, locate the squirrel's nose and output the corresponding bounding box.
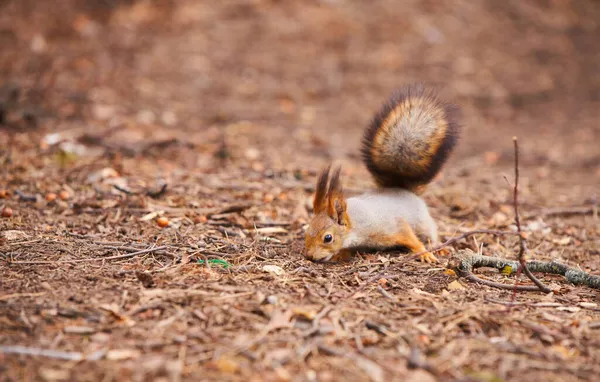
[305,249,319,262]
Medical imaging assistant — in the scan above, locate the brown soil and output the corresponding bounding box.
[1,1,599,381]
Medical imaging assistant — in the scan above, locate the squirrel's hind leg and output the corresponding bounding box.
[392,221,438,263]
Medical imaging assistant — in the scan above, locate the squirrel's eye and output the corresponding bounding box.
[323,234,333,243]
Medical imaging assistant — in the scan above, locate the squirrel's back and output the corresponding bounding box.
[361,84,460,193]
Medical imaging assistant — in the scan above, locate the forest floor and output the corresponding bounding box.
[1,1,599,381]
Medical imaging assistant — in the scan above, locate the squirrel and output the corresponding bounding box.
[304,84,460,263]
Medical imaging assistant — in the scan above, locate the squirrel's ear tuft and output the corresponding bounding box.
[327,166,342,197]
[313,165,349,225]
[326,167,348,225]
[313,165,331,213]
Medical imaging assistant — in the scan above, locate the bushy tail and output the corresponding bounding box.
[361,84,460,193]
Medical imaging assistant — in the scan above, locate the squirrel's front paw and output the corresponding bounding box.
[419,252,438,263]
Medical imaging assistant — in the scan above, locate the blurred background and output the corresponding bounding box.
[1,4,599,380]
[1,0,599,188]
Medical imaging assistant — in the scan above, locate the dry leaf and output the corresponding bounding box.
[262,309,294,334]
[291,307,317,321]
[444,269,456,276]
[254,227,288,234]
[39,368,71,381]
[87,167,119,183]
[351,291,368,299]
[262,264,285,276]
[1,230,29,242]
[551,345,578,359]
[360,332,380,346]
[140,211,161,221]
[488,211,508,226]
[99,304,136,327]
[412,288,437,297]
[556,306,580,313]
[447,280,465,290]
[214,357,240,373]
[405,370,436,382]
[64,326,96,335]
[106,349,140,360]
[553,237,571,246]
[353,355,384,382]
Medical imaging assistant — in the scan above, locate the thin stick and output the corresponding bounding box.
[146,183,168,198]
[303,305,333,337]
[0,292,46,301]
[347,229,519,298]
[9,245,168,264]
[527,205,597,219]
[15,189,37,202]
[430,229,519,254]
[377,285,398,301]
[511,137,551,294]
[113,183,168,199]
[198,249,233,258]
[98,245,177,258]
[0,345,105,361]
[465,274,542,292]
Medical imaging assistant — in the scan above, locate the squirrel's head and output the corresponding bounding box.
[304,166,351,262]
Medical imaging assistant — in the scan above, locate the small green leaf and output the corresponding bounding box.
[197,258,230,269]
[55,150,78,167]
[467,371,504,382]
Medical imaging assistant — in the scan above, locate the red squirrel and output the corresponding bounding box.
[304,84,460,263]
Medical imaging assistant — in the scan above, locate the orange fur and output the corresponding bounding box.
[367,221,437,263]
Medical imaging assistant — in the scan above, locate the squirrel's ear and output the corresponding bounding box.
[313,165,331,213]
[332,198,348,226]
[326,167,349,226]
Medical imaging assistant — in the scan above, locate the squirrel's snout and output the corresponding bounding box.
[306,252,333,263]
[305,250,317,262]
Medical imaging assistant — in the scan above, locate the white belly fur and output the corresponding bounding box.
[342,189,437,249]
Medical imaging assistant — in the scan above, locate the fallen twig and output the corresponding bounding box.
[376,286,398,302]
[197,249,234,258]
[97,245,177,258]
[316,344,384,382]
[15,189,37,202]
[510,137,551,293]
[464,273,542,292]
[303,305,333,337]
[113,183,168,199]
[365,321,392,336]
[447,249,600,290]
[9,245,169,264]
[146,183,168,198]
[407,347,438,377]
[0,345,105,361]
[527,205,597,219]
[0,292,46,301]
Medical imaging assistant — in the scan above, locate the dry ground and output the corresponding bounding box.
[1,1,599,381]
